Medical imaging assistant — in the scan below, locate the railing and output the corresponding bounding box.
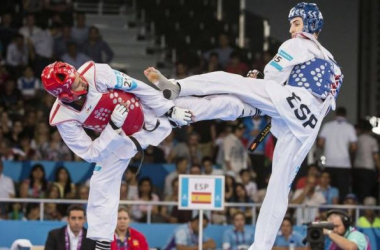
[73,0,134,15]
[1,198,379,225]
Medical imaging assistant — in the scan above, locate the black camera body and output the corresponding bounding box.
[304,222,334,250]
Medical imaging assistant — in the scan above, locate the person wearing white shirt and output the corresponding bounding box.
[0,160,15,199]
[45,205,95,250]
[202,156,224,176]
[19,14,42,42]
[318,107,357,202]
[61,42,91,69]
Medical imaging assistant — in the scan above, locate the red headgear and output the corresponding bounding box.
[41,62,88,102]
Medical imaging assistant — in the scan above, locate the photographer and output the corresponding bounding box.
[324,210,371,250]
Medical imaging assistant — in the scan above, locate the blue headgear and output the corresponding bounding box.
[288,2,324,34]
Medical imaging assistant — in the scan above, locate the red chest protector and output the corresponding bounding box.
[49,62,144,135]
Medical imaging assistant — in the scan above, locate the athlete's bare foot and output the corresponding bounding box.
[144,67,160,85]
[143,66,180,100]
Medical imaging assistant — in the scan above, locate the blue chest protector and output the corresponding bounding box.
[287,58,342,99]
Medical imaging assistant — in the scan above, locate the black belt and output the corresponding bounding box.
[129,136,144,175]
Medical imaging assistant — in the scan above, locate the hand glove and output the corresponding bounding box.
[165,106,192,127]
[246,69,262,78]
[110,104,128,130]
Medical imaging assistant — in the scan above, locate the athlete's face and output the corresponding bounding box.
[289,17,304,38]
[71,73,87,93]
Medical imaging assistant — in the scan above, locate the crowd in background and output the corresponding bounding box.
[0,1,380,239]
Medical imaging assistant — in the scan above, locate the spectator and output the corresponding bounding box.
[225,174,236,202]
[189,163,202,175]
[17,66,40,100]
[0,138,26,161]
[61,41,90,69]
[353,119,380,202]
[19,163,48,198]
[325,210,371,250]
[28,24,58,75]
[222,123,249,179]
[71,12,89,47]
[111,206,149,250]
[23,203,40,220]
[120,181,128,200]
[291,175,326,224]
[165,177,193,224]
[343,193,358,220]
[222,211,255,250]
[131,177,160,222]
[240,169,257,202]
[53,25,73,59]
[158,131,177,162]
[0,111,11,135]
[294,164,321,190]
[163,214,216,250]
[124,167,138,200]
[164,157,188,196]
[191,120,217,158]
[7,120,23,148]
[168,132,202,165]
[1,78,23,115]
[318,107,357,202]
[0,159,15,218]
[45,205,95,250]
[77,184,89,211]
[82,26,114,63]
[225,51,249,76]
[0,64,10,86]
[0,13,18,56]
[273,217,306,249]
[39,130,72,161]
[229,183,253,224]
[44,203,62,221]
[6,34,28,76]
[315,171,339,205]
[19,134,39,160]
[54,166,76,199]
[19,13,42,42]
[203,33,234,68]
[202,156,223,175]
[8,202,23,220]
[144,145,166,163]
[171,61,189,79]
[203,52,223,73]
[357,197,380,228]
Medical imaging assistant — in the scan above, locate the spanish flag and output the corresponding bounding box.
[191,192,212,204]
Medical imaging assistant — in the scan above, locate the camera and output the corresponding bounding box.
[304,221,334,250]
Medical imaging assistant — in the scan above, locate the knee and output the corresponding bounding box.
[220,96,244,120]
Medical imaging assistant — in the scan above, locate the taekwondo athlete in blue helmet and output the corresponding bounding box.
[144,2,344,250]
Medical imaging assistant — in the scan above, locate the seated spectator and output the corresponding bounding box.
[20,163,48,198]
[0,111,12,135]
[164,157,188,196]
[19,133,39,161]
[7,119,23,148]
[8,202,23,220]
[163,214,216,250]
[171,61,189,80]
[53,166,76,198]
[223,211,255,250]
[240,169,257,202]
[0,13,18,55]
[189,163,202,175]
[111,206,149,250]
[291,175,326,224]
[357,197,380,228]
[225,51,249,76]
[44,205,95,250]
[82,26,114,63]
[124,166,138,200]
[19,13,42,42]
[161,178,180,223]
[168,132,202,165]
[158,131,177,162]
[23,203,40,220]
[343,193,358,219]
[229,183,253,223]
[203,52,223,73]
[202,156,223,175]
[53,25,73,59]
[131,177,160,222]
[6,34,28,77]
[44,203,62,221]
[294,164,321,190]
[1,78,23,115]
[273,217,306,249]
[17,66,40,100]
[40,130,72,161]
[61,42,90,69]
[225,174,236,202]
[315,170,339,205]
[325,210,371,250]
[77,184,89,211]
[0,138,26,161]
[203,33,234,69]
[120,181,128,200]
[144,145,166,163]
[71,12,89,47]
[0,64,10,86]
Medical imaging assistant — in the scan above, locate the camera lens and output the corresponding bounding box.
[310,229,321,240]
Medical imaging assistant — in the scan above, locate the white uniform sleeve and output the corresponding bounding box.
[94,63,174,116]
[264,38,315,84]
[56,121,138,163]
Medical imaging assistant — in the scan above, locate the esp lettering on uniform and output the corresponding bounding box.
[195,183,209,190]
[286,92,318,129]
